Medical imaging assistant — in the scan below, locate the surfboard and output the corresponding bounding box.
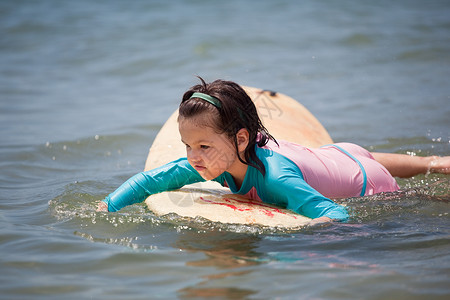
[144,86,333,228]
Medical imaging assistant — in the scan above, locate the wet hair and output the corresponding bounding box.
[178,76,277,176]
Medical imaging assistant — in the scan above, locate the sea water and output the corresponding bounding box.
[0,0,449,299]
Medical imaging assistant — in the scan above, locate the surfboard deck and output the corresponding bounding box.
[144,86,333,228]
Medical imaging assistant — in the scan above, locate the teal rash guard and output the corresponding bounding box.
[103,146,349,221]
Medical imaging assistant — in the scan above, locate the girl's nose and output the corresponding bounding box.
[187,148,201,163]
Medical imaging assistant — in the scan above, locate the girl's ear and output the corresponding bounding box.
[236,128,249,153]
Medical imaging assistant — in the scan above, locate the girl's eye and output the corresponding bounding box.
[200,145,210,149]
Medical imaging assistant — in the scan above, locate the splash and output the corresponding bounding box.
[49,173,449,238]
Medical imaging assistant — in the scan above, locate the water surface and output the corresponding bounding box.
[1,0,449,299]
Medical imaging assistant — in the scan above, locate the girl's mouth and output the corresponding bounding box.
[194,165,206,172]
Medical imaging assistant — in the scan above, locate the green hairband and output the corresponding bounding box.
[190,92,222,108]
[189,91,246,121]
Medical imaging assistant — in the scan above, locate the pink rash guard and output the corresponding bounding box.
[263,140,399,198]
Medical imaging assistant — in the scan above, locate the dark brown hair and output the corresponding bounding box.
[178,77,276,176]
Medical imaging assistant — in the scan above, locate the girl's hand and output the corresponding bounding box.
[308,216,332,226]
[97,201,108,212]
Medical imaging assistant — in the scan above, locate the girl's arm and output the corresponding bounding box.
[99,158,204,212]
[265,171,349,221]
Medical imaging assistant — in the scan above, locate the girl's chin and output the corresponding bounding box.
[199,171,220,181]
[200,174,215,181]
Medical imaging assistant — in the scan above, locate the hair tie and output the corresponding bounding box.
[189,92,222,109]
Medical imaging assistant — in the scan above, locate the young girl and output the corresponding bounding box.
[98,78,449,223]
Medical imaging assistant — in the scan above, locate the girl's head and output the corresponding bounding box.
[178,77,275,178]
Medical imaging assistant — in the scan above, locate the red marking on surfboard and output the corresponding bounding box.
[200,197,252,213]
[199,197,298,219]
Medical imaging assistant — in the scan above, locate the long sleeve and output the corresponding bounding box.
[103,158,204,212]
[265,167,349,221]
[243,147,349,221]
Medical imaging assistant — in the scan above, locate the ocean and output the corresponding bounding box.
[0,0,449,299]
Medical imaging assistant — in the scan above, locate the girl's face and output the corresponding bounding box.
[179,115,245,181]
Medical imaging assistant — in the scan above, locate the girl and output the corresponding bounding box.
[98,78,449,223]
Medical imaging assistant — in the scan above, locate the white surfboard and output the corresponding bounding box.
[144,86,333,228]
